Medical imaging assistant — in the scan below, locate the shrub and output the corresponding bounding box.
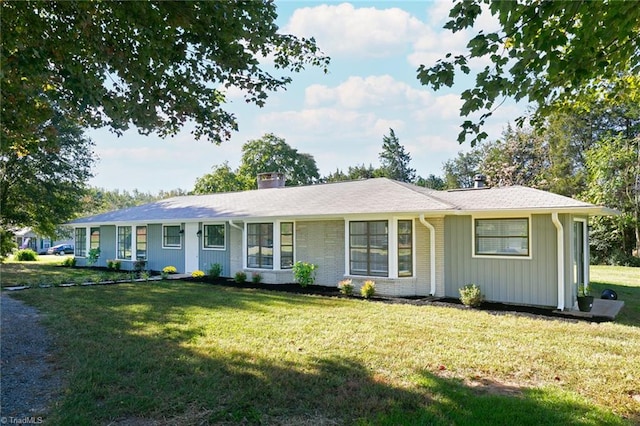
[208,263,222,278]
[87,248,100,266]
[459,284,484,307]
[338,279,354,295]
[62,256,76,267]
[360,280,376,298]
[234,271,247,283]
[107,259,121,270]
[162,265,178,274]
[14,249,38,261]
[292,261,317,287]
[0,229,17,262]
[251,272,262,284]
[140,270,151,281]
[134,259,147,272]
[191,270,205,278]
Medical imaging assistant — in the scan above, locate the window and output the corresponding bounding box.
[398,220,413,277]
[349,221,388,276]
[280,222,294,269]
[163,225,181,248]
[90,227,100,250]
[475,218,529,257]
[75,228,87,257]
[117,226,132,260]
[247,223,273,269]
[136,226,147,260]
[203,224,225,249]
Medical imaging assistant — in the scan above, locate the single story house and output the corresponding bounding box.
[68,175,616,311]
[13,227,72,254]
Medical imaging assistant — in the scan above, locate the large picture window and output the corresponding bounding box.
[203,224,225,249]
[398,220,413,277]
[475,218,529,257]
[90,227,100,250]
[280,222,294,269]
[75,228,87,257]
[247,223,273,269]
[136,226,147,260]
[163,225,181,248]
[117,226,132,260]
[349,221,388,276]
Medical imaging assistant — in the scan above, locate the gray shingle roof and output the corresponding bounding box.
[69,178,612,225]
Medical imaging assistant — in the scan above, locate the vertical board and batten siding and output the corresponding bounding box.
[100,225,117,267]
[295,220,344,286]
[146,224,184,273]
[444,214,557,307]
[198,223,231,277]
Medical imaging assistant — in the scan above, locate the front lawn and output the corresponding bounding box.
[4,264,639,425]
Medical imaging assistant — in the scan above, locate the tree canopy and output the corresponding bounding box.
[193,134,319,194]
[0,112,95,237]
[418,0,640,145]
[378,129,416,183]
[2,1,329,152]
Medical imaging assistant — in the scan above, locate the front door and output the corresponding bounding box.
[184,222,200,273]
[573,219,587,290]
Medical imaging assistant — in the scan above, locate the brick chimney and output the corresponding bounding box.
[257,172,286,189]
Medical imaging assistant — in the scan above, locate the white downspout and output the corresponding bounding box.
[551,213,565,311]
[419,214,437,296]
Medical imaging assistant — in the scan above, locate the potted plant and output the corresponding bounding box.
[577,284,594,312]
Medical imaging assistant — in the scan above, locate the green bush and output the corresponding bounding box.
[0,229,17,262]
[107,259,121,271]
[459,283,484,307]
[251,272,262,284]
[208,263,222,278]
[234,271,247,283]
[14,249,38,261]
[360,280,376,299]
[292,261,317,287]
[62,256,76,267]
[87,248,100,266]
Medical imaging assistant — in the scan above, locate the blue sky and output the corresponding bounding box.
[87,1,528,193]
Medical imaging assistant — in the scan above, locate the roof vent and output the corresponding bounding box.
[473,174,486,188]
[257,172,286,189]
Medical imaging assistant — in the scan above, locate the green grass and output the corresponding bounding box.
[2,262,640,424]
[1,257,131,288]
[12,284,640,425]
[591,265,640,325]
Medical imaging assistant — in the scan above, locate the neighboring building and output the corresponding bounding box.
[13,227,72,254]
[68,176,616,311]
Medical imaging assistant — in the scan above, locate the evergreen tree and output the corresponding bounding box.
[378,129,416,183]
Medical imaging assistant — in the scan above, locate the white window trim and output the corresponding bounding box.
[279,221,295,270]
[116,225,134,261]
[344,216,416,279]
[162,224,182,250]
[75,227,88,258]
[201,223,226,251]
[244,220,296,271]
[471,214,532,260]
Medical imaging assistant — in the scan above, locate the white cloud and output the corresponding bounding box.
[283,3,426,58]
[305,75,433,109]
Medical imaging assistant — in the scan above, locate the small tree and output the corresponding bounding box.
[292,261,317,287]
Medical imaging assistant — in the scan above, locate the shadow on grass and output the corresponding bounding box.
[11,285,630,426]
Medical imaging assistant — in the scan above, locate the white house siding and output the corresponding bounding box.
[444,214,557,307]
[295,220,345,287]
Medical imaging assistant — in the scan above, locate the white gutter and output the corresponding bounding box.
[228,219,243,232]
[419,214,437,296]
[551,213,565,311]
